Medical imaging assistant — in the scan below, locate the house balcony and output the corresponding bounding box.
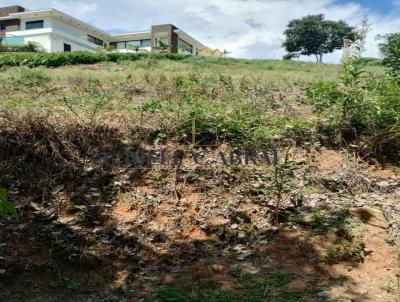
[0,24,20,37]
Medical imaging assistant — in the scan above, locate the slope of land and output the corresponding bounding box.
[0,57,398,302]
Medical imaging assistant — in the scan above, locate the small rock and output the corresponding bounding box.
[238,231,246,239]
[349,207,389,229]
[377,181,390,189]
[0,269,6,275]
[212,264,225,273]
[317,291,331,299]
[51,185,64,195]
[231,224,239,229]
[287,279,307,292]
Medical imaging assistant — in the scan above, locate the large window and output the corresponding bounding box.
[140,39,151,47]
[116,41,126,50]
[178,39,193,54]
[25,20,44,30]
[111,39,152,50]
[88,35,104,46]
[126,40,140,50]
[154,37,169,47]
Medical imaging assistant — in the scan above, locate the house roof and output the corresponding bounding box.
[0,6,209,49]
[1,8,110,40]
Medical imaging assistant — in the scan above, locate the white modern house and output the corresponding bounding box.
[0,5,208,55]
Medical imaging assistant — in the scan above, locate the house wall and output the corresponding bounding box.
[51,36,95,52]
[20,18,52,30]
[0,4,208,55]
[151,24,179,53]
[8,16,102,52]
[23,33,52,51]
[0,6,25,37]
[50,19,92,40]
[0,5,25,17]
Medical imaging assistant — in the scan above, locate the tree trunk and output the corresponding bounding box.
[319,54,323,63]
[315,54,319,63]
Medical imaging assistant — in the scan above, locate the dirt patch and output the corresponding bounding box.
[113,193,139,223]
[329,225,399,301]
[316,149,344,172]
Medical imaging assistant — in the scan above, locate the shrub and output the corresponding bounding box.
[143,74,314,147]
[0,51,190,68]
[8,66,51,87]
[0,41,41,53]
[379,33,400,80]
[306,40,400,159]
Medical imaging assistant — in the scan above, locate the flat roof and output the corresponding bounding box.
[0,6,209,48]
[4,8,110,39]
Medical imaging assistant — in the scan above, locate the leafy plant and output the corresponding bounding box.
[379,33,400,81]
[320,237,366,264]
[0,51,189,68]
[265,149,298,224]
[128,44,140,52]
[0,41,42,53]
[305,20,400,159]
[0,187,18,219]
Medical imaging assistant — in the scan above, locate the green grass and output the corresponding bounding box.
[0,54,387,149]
[147,272,321,302]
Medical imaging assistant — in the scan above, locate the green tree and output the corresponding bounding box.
[379,33,400,80]
[283,14,356,63]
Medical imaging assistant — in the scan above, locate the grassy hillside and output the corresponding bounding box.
[0,57,384,146]
[0,56,399,302]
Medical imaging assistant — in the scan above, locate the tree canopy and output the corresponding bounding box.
[379,33,400,79]
[283,14,356,63]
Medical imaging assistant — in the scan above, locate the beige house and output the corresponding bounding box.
[0,5,209,54]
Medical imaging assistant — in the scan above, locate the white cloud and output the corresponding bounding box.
[1,0,400,62]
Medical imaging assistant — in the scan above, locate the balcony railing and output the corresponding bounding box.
[0,25,20,32]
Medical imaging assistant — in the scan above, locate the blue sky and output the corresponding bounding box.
[1,0,400,62]
[335,0,398,14]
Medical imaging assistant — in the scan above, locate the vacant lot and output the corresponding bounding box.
[0,56,399,301]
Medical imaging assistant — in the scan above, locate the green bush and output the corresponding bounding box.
[0,51,190,68]
[143,74,314,146]
[379,33,400,80]
[307,52,400,158]
[359,57,382,66]
[0,41,41,53]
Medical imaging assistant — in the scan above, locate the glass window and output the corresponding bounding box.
[141,39,151,47]
[116,42,126,49]
[126,40,140,50]
[0,37,24,46]
[25,20,44,30]
[64,43,71,52]
[127,40,140,47]
[88,35,104,46]
[155,37,168,47]
[0,23,5,31]
[178,39,193,54]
